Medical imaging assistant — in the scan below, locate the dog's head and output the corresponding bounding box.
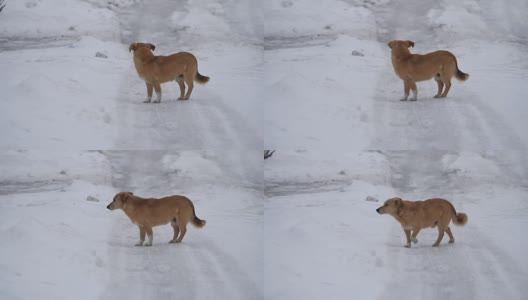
[107,192,133,210]
[129,42,156,53]
[387,40,414,49]
[376,197,403,215]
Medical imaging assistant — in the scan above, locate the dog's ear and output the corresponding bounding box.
[129,43,136,52]
[387,41,393,49]
[395,197,403,207]
[148,43,156,51]
[121,192,133,202]
[406,40,415,48]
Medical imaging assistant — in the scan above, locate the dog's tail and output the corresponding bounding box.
[450,202,468,226]
[195,71,210,84]
[452,212,468,226]
[455,59,469,81]
[191,203,206,228]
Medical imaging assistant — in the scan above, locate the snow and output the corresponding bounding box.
[264,151,528,299]
[1,0,528,299]
[264,0,528,149]
[0,150,262,300]
[0,0,119,40]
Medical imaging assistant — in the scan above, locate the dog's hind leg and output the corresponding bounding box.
[135,226,146,246]
[144,226,153,246]
[434,74,444,98]
[144,82,153,103]
[433,226,446,247]
[446,227,455,243]
[169,218,180,243]
[411,228,421,244]
[404,229,412,248]
[176,76,186,100]
[440,77,452,97]
[182,75,194,100]
[175,219,187,243]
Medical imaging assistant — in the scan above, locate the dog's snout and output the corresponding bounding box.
[376,207,381,214]
[106,204,112,210]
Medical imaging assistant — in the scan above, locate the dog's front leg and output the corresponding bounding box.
[153,82,162,103]
[409,82,417,101]
[144,226,153,246]
[135,226,146,246]
[404,229,412,248]
[144,82,153,103]
[401,80,410,101]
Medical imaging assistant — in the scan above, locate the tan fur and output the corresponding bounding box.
[107,192,206,246]
[129,42,210,103]
[388,40,469,101]
[376,197,467,248]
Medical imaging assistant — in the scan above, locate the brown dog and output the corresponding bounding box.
[388,40,469,101]
[376,197,467,248]
[129,42,210,103]
[107,192,206,246]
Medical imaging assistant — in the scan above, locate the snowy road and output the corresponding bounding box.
[113,0,262,149]
[264,0,528,150]
[264,151,528,300]
[1,0,528,299]
[369,0,528,151]
[101,151,262,300]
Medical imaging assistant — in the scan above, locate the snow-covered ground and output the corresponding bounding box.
[262,0,528,299]
[1,0,263,299]
[264,0,528,150]
[0,0,262,149]
[0,150,263,300]
[264,151,528,299]
[1,0,528,299]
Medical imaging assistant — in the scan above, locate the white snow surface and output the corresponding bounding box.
[264,0,528,150]
[1,0,528,299]
[264,150,528,300]
[0,150,263,300]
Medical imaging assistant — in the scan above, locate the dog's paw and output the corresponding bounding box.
[169,240,181,244]
[143,99,152,103]
[432,243,440,247]
[153,100,161,103]
[449,239,455,244]
[412,238,418,244]
[409,97,417,101]
[404,244,411,248]
[433,94,444,98]
[177,97,184,100]
[135,241,144,246]
[400,98,408,101]
[144,242,152,247]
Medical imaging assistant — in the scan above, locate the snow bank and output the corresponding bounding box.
[170,0,262,46]
[265,0,376,40]
[0,0,119,40]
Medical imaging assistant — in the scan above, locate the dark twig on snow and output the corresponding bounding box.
[0,0,5,13]
[264,150,275,160]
